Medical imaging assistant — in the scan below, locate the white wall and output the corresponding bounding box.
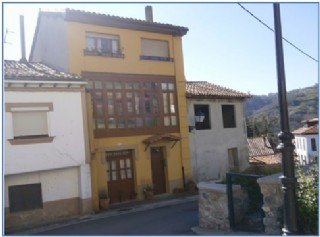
[4,167,80,207]
[295,134,318,165]
[5,91,87,175]
[188,99,249,181]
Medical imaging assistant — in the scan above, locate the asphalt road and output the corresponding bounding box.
[34,200,198,235]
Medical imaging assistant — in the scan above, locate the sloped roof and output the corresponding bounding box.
[143,134,180,145]
[247,137,275,157]
[36,8,188,37]
[186,81,251,99]
[4,60,83,81]
[292,125,318,135]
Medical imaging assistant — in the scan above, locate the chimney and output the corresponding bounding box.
[145,6,153,22]
[19,15,27,63]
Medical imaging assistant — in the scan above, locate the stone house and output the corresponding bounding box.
[29,6,192,210]
[186,81,251,181]
[4,60,92,231]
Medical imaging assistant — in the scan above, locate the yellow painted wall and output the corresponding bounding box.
[67,22,176,76]
[68,22,191,211]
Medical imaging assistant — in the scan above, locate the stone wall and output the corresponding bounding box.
[198,181,248,231]
[257,173,283,235]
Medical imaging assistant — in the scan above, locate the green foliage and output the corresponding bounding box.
[296,162,318,235]
[245,84,318,138]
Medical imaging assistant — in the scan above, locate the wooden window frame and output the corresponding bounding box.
[83,72,179,138]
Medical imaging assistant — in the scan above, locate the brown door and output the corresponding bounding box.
[151,147,166,195]
[106,150,135,203]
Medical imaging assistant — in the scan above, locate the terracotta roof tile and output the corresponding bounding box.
[4,60,82,81]
[186,81,251,99]
[247,137,275,157]
[292,125,318,135]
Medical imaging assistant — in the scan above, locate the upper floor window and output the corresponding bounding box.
[5,103,55,145]
[85,74,179,138]
[140,38,173,62]
[84,32,123,58]
[311,138,317,151]
[194,104,211,130]
[222,105,236,128]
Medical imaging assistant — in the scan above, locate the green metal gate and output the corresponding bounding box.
[226,172,265,233]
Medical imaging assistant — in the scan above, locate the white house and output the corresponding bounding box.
[4,60,92,231]
[292,118,318,165]
[186,81,251,182]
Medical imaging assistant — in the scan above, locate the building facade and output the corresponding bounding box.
[186,81,251,181]
[4,60,92,231]
[30,7,192,210]
[292,118,318,165]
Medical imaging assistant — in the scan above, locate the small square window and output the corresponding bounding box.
[194,105,211,130]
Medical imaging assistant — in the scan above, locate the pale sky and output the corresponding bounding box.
[2,1,319,95]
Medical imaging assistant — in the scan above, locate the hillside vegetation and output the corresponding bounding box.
[245,83,318,138]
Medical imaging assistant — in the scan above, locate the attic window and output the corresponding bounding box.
[84,32,124,58]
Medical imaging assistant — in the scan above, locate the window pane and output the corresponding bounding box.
[164,116,170,126]
[222,105,236,128]
[168,83,174,90]
[153,95,159,113]
[114,82,121,89]
[134,93,140,114]
[86,81,94,89]
[107,171,111,181]
[126,92,133,98]
[95,81,103,89]
[97,119,106,129]
[106,81,113,89]
[120,160,125,168]
[161,83,167,90]
[120,170,126,179]
[126,158,131,168]
[108,118,116,128]
[127,118,135,128]
[127,169,132,179]
[133,82,140,90]
[94,91,103,102]
[125,82,133,89]
[107,92,114,115]
[96,104,104,117]
[163,93,168,114]
[111,161,116,169]
[171,116,177,126]
[169,93,175,113]
[112,171,117,180]
[145,117,152,127]
[117,118,125,128]
[136,117,143,127]
[127,102,133,113]
[86,37,95,51]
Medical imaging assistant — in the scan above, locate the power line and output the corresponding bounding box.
[238,3,318,63]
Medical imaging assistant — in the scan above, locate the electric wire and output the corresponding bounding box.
[238,3,318,63]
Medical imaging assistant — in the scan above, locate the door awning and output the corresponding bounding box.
[142,134,181,151]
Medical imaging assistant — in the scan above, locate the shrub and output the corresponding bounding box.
[296,161,318,235]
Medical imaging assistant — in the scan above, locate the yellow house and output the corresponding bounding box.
[30,6,192,211]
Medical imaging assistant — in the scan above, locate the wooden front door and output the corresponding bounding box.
[106,150,135,203]
[151,147,166,195]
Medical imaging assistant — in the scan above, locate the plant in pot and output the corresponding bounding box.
[143,184,154,200]
[99,189,110,210]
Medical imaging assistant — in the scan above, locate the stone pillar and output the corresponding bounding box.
[257,173,283,235]
[197,181,248,231]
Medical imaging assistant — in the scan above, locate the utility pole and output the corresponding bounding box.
[273,3,299,235]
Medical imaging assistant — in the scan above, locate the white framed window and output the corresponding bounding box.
[6,103,54,145]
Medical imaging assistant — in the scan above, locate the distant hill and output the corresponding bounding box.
[245,84,318,138]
